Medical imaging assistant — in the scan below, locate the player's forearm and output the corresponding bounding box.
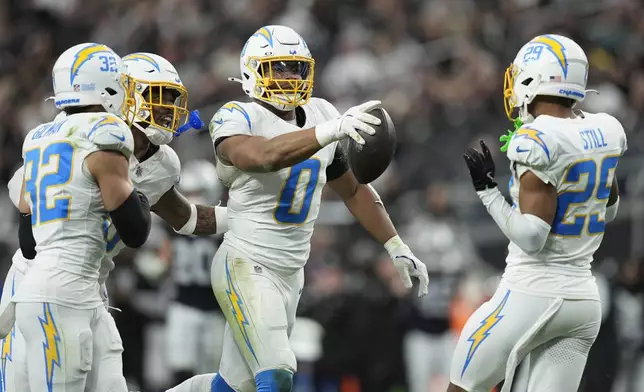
[254,129,321,172]
[478,188,550,255]
[153,187,228,235]
[194,205,228,235]
[344,184,397,244]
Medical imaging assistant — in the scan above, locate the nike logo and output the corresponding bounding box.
[515,146,530,153]
[110,133,126,142]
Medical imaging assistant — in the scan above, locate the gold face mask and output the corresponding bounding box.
[503,64,518,121]
[123,77,189,133]
[249,55,315,107]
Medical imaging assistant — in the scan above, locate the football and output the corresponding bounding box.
[347,106,396,184]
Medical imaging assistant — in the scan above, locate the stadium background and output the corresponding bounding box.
[1,0,644,391]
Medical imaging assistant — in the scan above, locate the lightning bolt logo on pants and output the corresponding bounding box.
[39,303,61,392]
[224,257,259,364]
[461,290,511,377]
[1,275,16,392]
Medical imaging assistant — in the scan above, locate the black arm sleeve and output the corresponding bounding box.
[326,144,350,181]
[109,190,151,248]
[19,213,36,260]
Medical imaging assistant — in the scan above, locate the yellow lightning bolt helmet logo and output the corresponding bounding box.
[529,35,568,77]
[70,43,114,85]
[253,27,274,47]
[461,290,511,377]
[123,53,161,72]
[514,127,551,159]
[224,257,259,364]
[39,303,61,392]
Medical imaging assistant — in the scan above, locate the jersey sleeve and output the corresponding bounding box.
[8,165,24,208]
[506,126,558,184]
[209,101,253,146]
[135,145,182,206]
[87,115,135,159]
[601,113,628,155]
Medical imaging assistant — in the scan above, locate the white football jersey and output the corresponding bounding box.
[210,98,340,273]
[13,113,134,309]
[503,112,627,300]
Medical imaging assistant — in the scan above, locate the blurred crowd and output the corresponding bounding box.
[1,0,644,391]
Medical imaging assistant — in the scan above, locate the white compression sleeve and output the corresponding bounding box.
[605,197,619,223]
[477,187,551,255]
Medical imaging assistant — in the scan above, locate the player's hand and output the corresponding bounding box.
[463,140,497,191]
[385,236,429,297]
[315,100,382,147]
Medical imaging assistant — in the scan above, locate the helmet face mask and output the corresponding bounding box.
[123,53,189,145]
[503,34,589,123]
[238,26,315,111]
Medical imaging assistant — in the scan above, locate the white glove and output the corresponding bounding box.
[384,235,429,297]
[315,100,382,147]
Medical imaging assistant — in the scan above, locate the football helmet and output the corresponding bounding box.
[51,43,131,119]
[504,34,589,123]
[178,159,222,205]
[232,25,314,111]
[122,52,189,145]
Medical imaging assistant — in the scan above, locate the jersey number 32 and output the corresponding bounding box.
[24,142,74,225]
[552,156,619,236]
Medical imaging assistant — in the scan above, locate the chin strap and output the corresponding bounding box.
[228,77,243,84]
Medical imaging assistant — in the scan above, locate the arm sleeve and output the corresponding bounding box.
[209,102,253,147]
[477,187,551,255]
[109,190,151,248]
[19,213,36,259]
[326,144,350,181]
[605,197,619,223]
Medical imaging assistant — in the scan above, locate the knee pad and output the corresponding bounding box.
[255,369,293,392]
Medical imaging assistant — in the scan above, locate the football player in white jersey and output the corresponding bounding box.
[7,43,152,392]
[0,51,230,392]
[169,25,429,392]
[447,35,627,392]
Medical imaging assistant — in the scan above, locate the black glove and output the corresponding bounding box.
[463,140,497,191]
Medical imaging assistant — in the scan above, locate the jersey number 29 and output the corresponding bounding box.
[274,159,321,225]
[552,156,619,236]
[24,142,74,225]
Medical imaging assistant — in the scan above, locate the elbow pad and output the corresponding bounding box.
[605,197,619,223]
[19,213,36,260]
[109,190,151,248]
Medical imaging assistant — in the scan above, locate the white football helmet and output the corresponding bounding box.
[178,160,223,205]
[51,43,131,118]
[504,34,589,123]
[122,52,189,145]
[232,25,314,111]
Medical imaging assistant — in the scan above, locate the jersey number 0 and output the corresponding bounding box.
[24,142,74,225]
[274,159,321,225]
